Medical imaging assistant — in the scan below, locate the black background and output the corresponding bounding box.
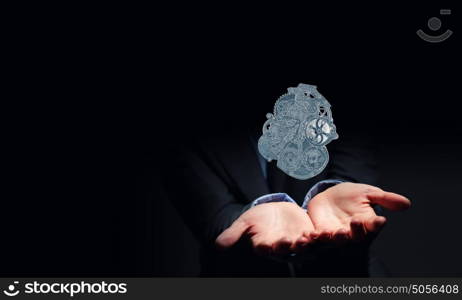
[2,2,461,276]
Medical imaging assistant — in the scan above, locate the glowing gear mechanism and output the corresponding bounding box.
[258,83,338,180]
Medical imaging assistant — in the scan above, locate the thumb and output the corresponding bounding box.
[365,215,387,233]
[215,220,249,250]
[367,190,411,211]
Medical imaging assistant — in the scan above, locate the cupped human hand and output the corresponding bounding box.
[216,202,316,255]
[307,182,411,243]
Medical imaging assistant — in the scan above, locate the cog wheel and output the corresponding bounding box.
[303,146,328,172]
[305,117,337,146]
[277,145,302,172]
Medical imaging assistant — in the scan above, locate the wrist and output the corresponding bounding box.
[251,192,297,208]
[302,179,345,209]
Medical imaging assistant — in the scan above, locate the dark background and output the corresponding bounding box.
[2,3,461,276]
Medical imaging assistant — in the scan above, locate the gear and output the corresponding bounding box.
[304,146,328,171]
[277,144,302,172]
[257,83,338,180]
[305,117,338,146]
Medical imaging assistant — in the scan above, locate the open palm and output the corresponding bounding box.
[307,183,410,242]
[216,202,315,255]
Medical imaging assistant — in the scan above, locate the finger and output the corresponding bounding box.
[293,236,310,253]
[215,221,249,249]
[253,241,273,256]
[251,232,277,256]
[364,216,387,233]
[273,237,293,255]
[333,228,350,245]
[302,229,311,238]
[317,231,334,242]
[309,230,320,243]
[367,191,411,211]
[350,218,366,241]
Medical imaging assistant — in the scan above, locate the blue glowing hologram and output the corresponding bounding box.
[258,83,338,180]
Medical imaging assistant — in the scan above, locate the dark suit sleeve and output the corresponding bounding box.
[326,135,379,186]
[325,134,384,216]
[162,142,247,247]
